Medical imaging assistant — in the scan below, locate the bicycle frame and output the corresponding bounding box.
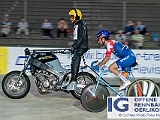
[85,64,139,97]
[81,57,148,97]
[80,61,160,112]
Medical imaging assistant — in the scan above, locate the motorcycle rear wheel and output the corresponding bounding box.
[71,72,96,100]
[2,71,31,99]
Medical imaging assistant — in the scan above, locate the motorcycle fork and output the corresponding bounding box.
[17,55,30,82]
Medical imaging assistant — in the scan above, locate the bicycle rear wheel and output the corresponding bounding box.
[80,83,110,112]
[127,79,160,97]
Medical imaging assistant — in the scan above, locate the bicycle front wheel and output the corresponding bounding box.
[80,83,110,112]
[127,79,160,97]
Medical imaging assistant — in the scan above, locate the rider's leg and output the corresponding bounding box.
[109,62,131,90]
[68,51,81,90]
[116,53,136,90]
[66,49,87,90]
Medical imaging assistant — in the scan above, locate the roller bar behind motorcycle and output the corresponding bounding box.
[2,48,96,99]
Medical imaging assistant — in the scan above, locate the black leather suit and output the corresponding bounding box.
[70,20,89,82]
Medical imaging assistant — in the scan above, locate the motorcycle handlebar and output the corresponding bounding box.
[24,48,31,55]
[24,48,72,55]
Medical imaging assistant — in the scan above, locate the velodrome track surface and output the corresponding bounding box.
[0,75,159,120]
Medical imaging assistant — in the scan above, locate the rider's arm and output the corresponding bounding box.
[98,56,110,67]
[98,40,114,67]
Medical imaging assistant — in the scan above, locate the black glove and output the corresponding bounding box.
[69,45,75,53]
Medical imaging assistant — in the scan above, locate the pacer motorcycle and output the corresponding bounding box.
[2,48,96,99]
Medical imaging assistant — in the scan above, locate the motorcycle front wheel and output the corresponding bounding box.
[71,72,96,100]
[2,71,31,99]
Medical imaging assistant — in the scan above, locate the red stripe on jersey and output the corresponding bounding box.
[106,40,114,57]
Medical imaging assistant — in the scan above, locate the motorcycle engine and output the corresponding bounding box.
[36,70,58,89]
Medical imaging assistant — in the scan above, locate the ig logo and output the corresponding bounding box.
[108,98,129,112]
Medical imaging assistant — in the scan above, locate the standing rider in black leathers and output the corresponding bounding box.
[62,8,89,90]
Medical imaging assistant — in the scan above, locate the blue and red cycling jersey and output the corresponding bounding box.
[106,40,136,68]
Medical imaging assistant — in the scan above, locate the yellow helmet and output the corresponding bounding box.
[68,8,82,21]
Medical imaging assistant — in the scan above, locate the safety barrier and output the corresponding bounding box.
[0,47,160,79]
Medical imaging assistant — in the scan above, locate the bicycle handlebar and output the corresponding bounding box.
[91,60,98,68]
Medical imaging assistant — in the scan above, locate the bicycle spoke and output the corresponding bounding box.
[127,79,160,97]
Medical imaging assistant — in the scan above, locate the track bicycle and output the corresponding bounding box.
[80,61,160,112]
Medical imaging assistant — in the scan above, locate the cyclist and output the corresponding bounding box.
[62,8,89,90]
[93,30,136,90]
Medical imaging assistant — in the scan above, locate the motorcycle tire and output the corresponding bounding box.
[2,71,31,99]
[71,72,96,100]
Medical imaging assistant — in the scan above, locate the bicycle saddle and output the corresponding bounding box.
[130,62,138,67]
[122,62,138,72]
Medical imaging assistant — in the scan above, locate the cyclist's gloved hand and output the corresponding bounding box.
[91,60,99,71]
[69,45,75,53]
[92,65,99,71]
